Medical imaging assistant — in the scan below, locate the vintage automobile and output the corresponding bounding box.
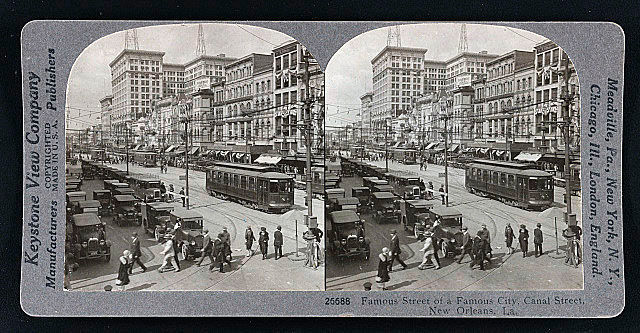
[69,213,111,262]
[325,188,346,213]
[113,187,135,196]
[66,178,82,191]
[351,186,371,211]
[365,178,388,192]
[325,175,341,188]
[66,191,87,215]
[327,210,370,260]
[170,208,204,260]
[103,179,119,191]
[333,197,360,213]
[141,201,175,241]
[112,194,140,227]
[361,176,379,189]
[92,190,111,215]
[372,184,394,194]
[398,199,434,238]
[70,200,101,216]
[430,206,464,258]
[371,192,399,224]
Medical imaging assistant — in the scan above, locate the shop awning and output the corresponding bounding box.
[254,154,283,165]
[189,147,200,155]
[133,144,142,151]
[448,144,460,153]
[514,152,543,162]
[173,150,185,155]
[425,142,438,150]
[494,150,505,157]
[479,148,490,154]
[220,151,230,157]
[165,145,176,153]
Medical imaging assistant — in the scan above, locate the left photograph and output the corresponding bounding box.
[64,23,325,291]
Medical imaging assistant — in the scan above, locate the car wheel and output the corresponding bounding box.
[181,243,189,261]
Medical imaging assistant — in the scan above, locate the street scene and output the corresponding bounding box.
[64,23,325,291]
[325,23,582,291]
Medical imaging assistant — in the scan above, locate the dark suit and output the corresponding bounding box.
[274,230,283,259]
[259,231,269,259]
[129,236,146,273]
[221,230,232,263]
[519,228,529,257]
[210,238,224,272]
[457,232,473,263]
[389,234,407,270]
[534,228,543,257]
[197,233,213,266]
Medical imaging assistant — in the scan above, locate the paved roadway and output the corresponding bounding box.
[69,162,324,291]
[326,158,583,291]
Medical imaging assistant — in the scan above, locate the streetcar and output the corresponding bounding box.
[465,159,554,210]
[133,151,157,167]
[205,162,294,213]
[392,148,417,164]
[385,171,422,199]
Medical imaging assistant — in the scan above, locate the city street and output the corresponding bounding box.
[326,158,583,291]
[69,162,324,291]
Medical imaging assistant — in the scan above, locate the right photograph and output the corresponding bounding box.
[324,23,583,291]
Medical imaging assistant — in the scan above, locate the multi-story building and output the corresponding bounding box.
[360,92,373,144]
[109,49,165,139]
[443,51,497,92]
[513,61,535,143]
[371,46,427,136]
[211,80,226,143]
[223,53,272,145]
[451,85,475,145]
[423,60,446,94]
[471,76,487,139]
[533,40,579,150]
[162,63,185,97]
[150,96,174,148]
[184,54,235,95]
[252,59,274,145]
[99,95,113,144]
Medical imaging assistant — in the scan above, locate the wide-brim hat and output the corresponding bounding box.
[520,224,526,229]
[537,223,542,227]
[261,227,266,231]
[390,229,397,234]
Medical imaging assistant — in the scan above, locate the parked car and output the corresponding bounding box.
[141,201,175,241]
[112,194,140,227]
[371,192,399,224]
[327,210,370,260]
[398,199,434,238]
[170,208,204,260]
[69,213,111,262]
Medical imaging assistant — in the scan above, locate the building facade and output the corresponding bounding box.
[162,63,185,97]
[99,95,113,144]
[360,92,373,145]
[184,54,235,95]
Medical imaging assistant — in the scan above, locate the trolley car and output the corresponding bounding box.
[133,151,157,167]
[392,148,417,164]
[465,159,554,210]
[205,162,294,213]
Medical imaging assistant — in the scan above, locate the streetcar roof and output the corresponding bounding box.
[71,213,102,227]
[329,210,360,224]
[171,208,202,219]
[467,162,551,177]
[262,172,293,180]
[372,192,395,199]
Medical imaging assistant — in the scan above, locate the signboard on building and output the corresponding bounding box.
[194,77,211,92]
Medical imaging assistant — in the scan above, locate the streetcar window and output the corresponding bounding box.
[529,178,538,191]
[270,181,279,193]
[542,178,552,190]
[249,177,255,191]
[508,175,515,188]
[279,180,290,192]
[492,172,498,185]
[223,173,229,185]
[240,176,247,189]
[500,173,507,186]
[470,168,475,179]
[482,170,488,182]
[233,175,239,188]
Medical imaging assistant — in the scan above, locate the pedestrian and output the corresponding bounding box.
[376,247,391,290]
[172,228,183,272]
[158,234,175,273]
[388,229,407,271]
[160,182,167,201]
[470,232,486,270]
[431,231,442,267]
[363,282,372,291]
[128,232,147,274]
[64,252,76,290]
[168,184,175,201]
[211,233,225,273]
[221,227,232,263]
[534,223,544,257]
[439,184,445,205]
[479,224,492,258]
[457,226,473,264]
[420,159,424,171]
[164,164,168,173]
[519,224,529,258]
[427,181,434,200]
[274,226,283,260]
[259,227,269,260]
[311,227,323,243]
[197,229,214,266]
[505,223,515,254]
[418,230,439,270]
[245,225,256,257]
[179,187,185,207]
[116,250,132,286]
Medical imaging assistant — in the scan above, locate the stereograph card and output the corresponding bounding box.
[20,21,624,317]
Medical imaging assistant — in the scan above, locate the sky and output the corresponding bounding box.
[66,23,293,130]
[325,23,548,127]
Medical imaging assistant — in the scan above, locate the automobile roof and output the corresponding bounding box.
[329,210,360,224]
[351,186,370,190]
[372,192,395,199]
[171,208,203,219]
[374,185,394,191]
[93,189,111,193]
[325,188,345,194]
[77,200,101,208]
[147,202,174,210]
[336,197,360,205]
[71,213,102,227]
[66,191,86,197]
[370,179,388,184]
[114,182,130,187]
[406,199,433,208]
[112,194,136,202]
[430,206,462,218]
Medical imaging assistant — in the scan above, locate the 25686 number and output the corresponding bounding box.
[325,297,350,305]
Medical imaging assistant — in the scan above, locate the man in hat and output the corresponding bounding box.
[245,225,256,257]
[258,227,269,260]
[479,224,492,259]
[158,234,175,273]
[179,187,186,207]
[518,224,529,258]
[221,227,232,263]
[470,231,487,270]
[457,226,473,264]
[439,184,446,205]
[534,223,544,257]
[129,231,146,274]
[388,229,407,271]
[274,226,283,260]
[211,233,225,273]
[363,282,372,291]
[197,229,214,266]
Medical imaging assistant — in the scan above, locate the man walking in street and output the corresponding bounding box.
[245,225,256,257]
[470,232,486,271]
[179,187,185,207]
[479,224,492,259]
[534,223,544,257]
[259,227,269,260]
[128,232,147,274]
[439,184,445,205]
[274,225,283,260]
[196,229,214,267]
[388,229,407,271]
[519,224,529,258]
[427,181,434,200]
[221,227,232,263]
[211,233,225,273]
[457,226,473,264]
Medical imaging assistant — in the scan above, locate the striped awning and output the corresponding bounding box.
[514,152,543,162]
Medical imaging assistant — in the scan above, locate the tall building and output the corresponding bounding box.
[423,60,446,94]
[370,46,428,136]
[162,63,185,97]
[99,95,113,144]
[360,92,373,145]
[184,54,236,95]
[442,51,497,91]
[252,57,274,145]
[109,49,165,138]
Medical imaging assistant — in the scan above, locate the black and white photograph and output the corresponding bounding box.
[324,23,583,291]
[63,23,325,291]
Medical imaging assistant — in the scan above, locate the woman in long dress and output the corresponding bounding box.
[504,223,515,254]
[116,250,131,287]
[376,247,391,290]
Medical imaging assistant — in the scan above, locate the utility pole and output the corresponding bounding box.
[443,114,449,207]
[303,52,313,221]
[505,114,511,161]
[385,122,389,172]
[125,125,130,175]
[184,113,190,210]
[562,52,572,221]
